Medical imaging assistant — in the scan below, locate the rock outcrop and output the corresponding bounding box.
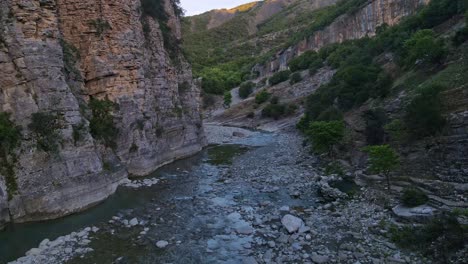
[0,0,206,228]
[253,0,430,76]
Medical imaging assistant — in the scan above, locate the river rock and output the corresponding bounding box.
[281,214,304,233]
[129,218,139,226]
[156,240,169,249]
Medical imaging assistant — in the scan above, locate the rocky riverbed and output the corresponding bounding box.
[3,125,433,263]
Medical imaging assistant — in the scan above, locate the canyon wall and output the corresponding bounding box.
[0,0,206,228]
[253,0,430,76]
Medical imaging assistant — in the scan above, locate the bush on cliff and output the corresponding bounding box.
[268,70,291,85]
[29,112,63,153]
[0,113,21,200]
[89,98,118,148]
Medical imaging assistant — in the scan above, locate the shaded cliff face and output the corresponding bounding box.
[253,0,430,76]
[0,0,206,227]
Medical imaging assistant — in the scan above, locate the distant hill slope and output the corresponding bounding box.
[182,0,344,93]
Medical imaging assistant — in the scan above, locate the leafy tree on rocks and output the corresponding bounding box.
[363,145,399,191]
[306,121,345,156]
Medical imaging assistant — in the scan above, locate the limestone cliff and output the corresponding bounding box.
[253,0,430,76]
[0,0,206,228]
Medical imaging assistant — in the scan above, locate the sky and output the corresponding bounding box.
[180,0,258,16]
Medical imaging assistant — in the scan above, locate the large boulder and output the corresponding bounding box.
[281,214,305,233]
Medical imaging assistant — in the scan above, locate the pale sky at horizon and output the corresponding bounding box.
[180,0,259,16]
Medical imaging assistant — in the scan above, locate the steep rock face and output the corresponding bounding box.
[253,0,430,76]
[0,0,205,227]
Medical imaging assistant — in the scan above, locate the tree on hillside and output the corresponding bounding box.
[307,121,344,156]
[363,145,399,191]
[404,85,446,139]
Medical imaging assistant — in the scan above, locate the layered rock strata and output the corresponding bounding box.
[253,0,430,76]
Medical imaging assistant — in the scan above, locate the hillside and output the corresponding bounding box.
[204,0,468,261]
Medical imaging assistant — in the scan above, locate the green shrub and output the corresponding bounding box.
[401,187,429,207]
[270,96,279,105]
[29,112,63,153]
[289,72,303,85]
[0,113,20,157]
[72,122,86,145]
[246,112,255,118]
[269,70,291,85]
[255,90,271,104]
[316,106,343,122]
[404,85,446,139]
[0,113,21,200]
[239,81,255,99]
[390,214,466,261]
[262,104,286,119]
[223,91,232,107]
[288,51,321,72]
[306,121,344,155]
[88,19,111,37]
[89,98,118,148]
[404,29,447,67]
[285,104,298,115]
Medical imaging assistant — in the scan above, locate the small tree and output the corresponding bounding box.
[223,91,232,108]
[363,145,399,191]
[307,121,344,156]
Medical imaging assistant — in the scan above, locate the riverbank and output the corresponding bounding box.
[4,125,432,263]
